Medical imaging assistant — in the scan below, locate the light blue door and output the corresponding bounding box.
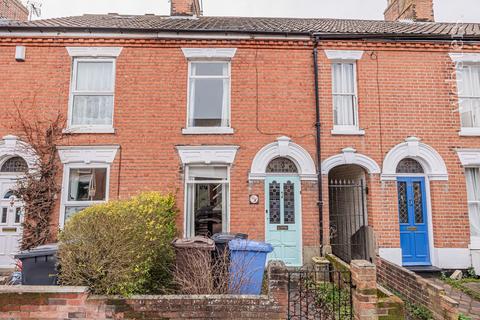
[397,177,431,266]
[265,176,302,266]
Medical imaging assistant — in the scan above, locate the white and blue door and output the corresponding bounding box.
[397,177,430,266]
[265,176,302,266]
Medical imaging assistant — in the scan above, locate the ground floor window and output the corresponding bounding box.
[185,165,229,237]
[62,166,109,224]
[466,168,480,238]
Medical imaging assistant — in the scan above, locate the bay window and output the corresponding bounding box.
[185,165,229,238]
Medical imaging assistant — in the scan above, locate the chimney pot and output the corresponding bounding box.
[384,0,434,22]
[171,0,202,16]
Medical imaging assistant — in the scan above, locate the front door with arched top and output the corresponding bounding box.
[396,158,431,266]
[0,156,27,268]
[265,158,302,266]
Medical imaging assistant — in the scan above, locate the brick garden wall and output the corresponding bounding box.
[0,288,286,319]
[376,257,458,319]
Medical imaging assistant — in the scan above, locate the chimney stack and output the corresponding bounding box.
[171,0,202,17]
[384,0,434,22]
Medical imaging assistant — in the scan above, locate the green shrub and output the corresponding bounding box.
[58,192,178,296]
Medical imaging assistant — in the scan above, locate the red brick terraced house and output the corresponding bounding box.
[0,0,479,273]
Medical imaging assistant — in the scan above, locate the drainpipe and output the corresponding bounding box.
[313,38,324,251]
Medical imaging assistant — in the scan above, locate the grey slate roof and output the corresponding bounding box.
[1,14,480,39]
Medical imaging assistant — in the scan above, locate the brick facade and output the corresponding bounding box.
[0,29,479,268]
[0,0,28,21]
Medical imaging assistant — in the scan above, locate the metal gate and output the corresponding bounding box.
[328,179,368,263]
[288,265,353,320]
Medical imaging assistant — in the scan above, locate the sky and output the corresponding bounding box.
[29,0,479,23]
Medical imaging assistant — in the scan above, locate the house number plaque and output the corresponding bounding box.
[277,225,288,231]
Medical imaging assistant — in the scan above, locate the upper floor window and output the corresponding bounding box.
[457,64,480,130]
[325,50,364,136]
[332,62,358,130]
[189,62,230,128]
[66,47,122,134]
[182,48,236,135]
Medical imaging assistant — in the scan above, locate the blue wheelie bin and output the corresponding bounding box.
[228,239,273,295]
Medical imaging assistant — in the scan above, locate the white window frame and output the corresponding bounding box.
[449,53,480,136]
[66,57,117,134]
[57,145,118,228]
[183,60,232,135]
[59,163,110,228]
[184,165,230,238]
[331,61,363,135]
[466,167,480,247]
[324,50,365,136]
[181,48,236,135]
[457,64,480,135]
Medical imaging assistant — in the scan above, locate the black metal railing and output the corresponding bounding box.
[288,265,353,320]
[328,179,368,263]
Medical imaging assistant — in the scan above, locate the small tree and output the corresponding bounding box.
[10,107,64,250]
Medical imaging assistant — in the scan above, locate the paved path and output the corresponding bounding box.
[428,277,480,319]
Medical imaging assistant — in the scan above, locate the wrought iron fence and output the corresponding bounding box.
[328,179,368,263]
[288,265,353,320]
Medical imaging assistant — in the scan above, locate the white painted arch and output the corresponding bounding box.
[321,147,381,175]
[382,137,448,181]
[0,135,37,171]
[249,136,317,181]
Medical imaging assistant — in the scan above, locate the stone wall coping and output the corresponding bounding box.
[0,285,88,293]
[88,294,271,300]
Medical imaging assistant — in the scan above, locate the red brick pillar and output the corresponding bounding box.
[267,260,289,318]
[351,260,378,320]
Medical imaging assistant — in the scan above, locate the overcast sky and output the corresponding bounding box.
[30,0,479,23]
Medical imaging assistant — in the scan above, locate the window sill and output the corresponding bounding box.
[63,127,115,134]
[459,128,480,137]
[331,128,365,136]
[182,127,234,135]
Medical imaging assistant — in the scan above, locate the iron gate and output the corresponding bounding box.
[288,265,353,320]
[328,179,368,263]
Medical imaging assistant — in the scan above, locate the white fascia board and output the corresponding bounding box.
[66,47,123,57]
[0,31,311,41]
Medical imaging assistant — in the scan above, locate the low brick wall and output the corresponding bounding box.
[376,257,459,320]
[0,262,289,320]
[0,287,285,319]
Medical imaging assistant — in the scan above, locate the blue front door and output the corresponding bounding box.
[265,176,302,266]
[397,177,431,266]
